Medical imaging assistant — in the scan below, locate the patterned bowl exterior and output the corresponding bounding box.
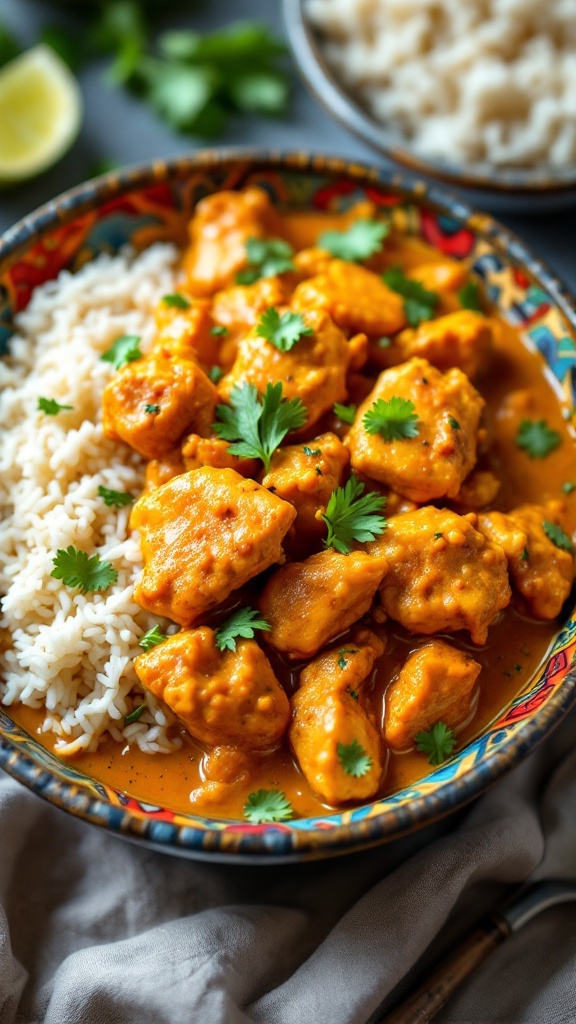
[0,151,575,863]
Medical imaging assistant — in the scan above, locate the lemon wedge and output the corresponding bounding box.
[0,45,82,184]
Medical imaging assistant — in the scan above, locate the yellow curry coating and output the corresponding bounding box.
[181,432,259,478]
[131,467,296,626]
[292,259,406,339]
[382,311,494,380]
[346,357,485,503]
[135,627,289,750]
[370,506,511,645]
[152,295,220,368]
[384,640,481,752]
[290,629,386,804]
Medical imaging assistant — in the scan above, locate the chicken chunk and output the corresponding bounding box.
[134,627,289,749]
[477,502,575,619]
[102,356,218,460]
[211,276,293,335]
[181,433,259,478]
[183,187,286,297]
[261,432,350,548]
[380,311,493,380]
[258,548,388,659]
[144,448,185,491]
[385,640,481,752]
[453,469,500,511]
[152,295,220,367]
[290,629,386,804]
[131,467,296,626]
[346,358,485,503]
[406,261,468,294]
[219,307,353,432]
[370,506,511,645]
[292,259,406,339]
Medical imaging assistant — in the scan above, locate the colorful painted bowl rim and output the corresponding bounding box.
[283,0,576,195]
[0,149,575,863]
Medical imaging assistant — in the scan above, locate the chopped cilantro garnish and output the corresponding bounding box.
[125,704,146,724]
[521,547,529,561]
[101,334,143,370]
[244,788,293,824]
[256,308,313,352]
[347,687,359,702]
[333,402,357,425]
[337,738,372,777]
[383,266,439,327]
[542,520,574,553]
[434,532,443,540]
[562,482,576,495]
[322,476,387,555]
[337,647,358,670]
[208,366,224,384]
[37,397,73,415]
[516,419,561,459]
[145,404,160,414]
[97,485,134,508]
[448,416,460,430]
[162,292,190,309]
[236,237,295,285]
[458,280,483,311]
[318,218,390,262]
[210,325,228,337]
[139,626,168,651]
[214,607,271,652]
[303,446,321,456]
[415,721,456,766]
[378,336,392,348]
[363,396,419,442]
[212,382,306,473]
[50,546,117,594]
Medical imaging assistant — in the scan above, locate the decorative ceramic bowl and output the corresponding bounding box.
[0,151,575,863]
[283,0,576,208]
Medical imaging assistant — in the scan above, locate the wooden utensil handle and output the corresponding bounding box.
[382,915,511,1024]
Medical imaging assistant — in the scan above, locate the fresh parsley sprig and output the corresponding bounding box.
[256,308,313,352]
[214,607,271,652]
[516,419,562,459]
[415,721,456,766]
[322,476,387,554]
[319,218,390,262]
[37,398,74,415]
[542,520,574,554]
[363,396,419,442]
[236,237,295,285]
[337,739,372,777]
[97,485,134,508]
[139,625,168,651]
[101,334,143,370]
[383,266,439,327]
[50,546,118,594]
[212,382,307,472]
[244,788,294,824]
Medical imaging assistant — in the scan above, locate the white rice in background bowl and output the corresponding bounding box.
[306,0,576,167]
[0,244,185,757]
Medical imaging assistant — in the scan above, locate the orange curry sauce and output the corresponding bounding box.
[7,206,576,821]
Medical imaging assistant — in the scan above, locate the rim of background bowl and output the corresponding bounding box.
[282,0,576,196]
[0,149,575,862]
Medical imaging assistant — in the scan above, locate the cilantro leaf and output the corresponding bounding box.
[303,446,321,456]
[214,607,271,652]
[322,476,387,554]
[145,404,160,415]
[38,397,73,415]
[243,788,293,824]
[337,739,372,777]
[363,396,419,442]
[415,721,456,766]
[458,280,483,311]
[212,382,307,472]
[319,218,390,262]
[139,625,168,651]
[256,308,313,352]
[210,325,228,337]
[516,419,562,459]
[333,402,357,425]
[337,647,359,670]
[97,485,134,508]
[50,546,118,594]
[208,366,224,384]
[125,703,146,724]
[562,482,576,495]
[162,292,190,309]
[236,237,295,285]
[101,335,143,370]
[383,266,439,327]
[542,520,574,554]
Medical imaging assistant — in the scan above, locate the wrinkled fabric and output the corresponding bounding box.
[0,708,575,1024]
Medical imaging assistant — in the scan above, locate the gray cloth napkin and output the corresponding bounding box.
[1,707,575,1024]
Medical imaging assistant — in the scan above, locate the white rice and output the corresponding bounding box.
[307,0,576,167]
[0,244,184,756]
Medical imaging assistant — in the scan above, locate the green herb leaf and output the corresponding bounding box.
[303,446,321,456]
[208,366,224,384]
[210,325,228,337]
[337,647,358,670]
[97,485,134,508]
[415,721,456,766]
[214,607,271,652]
[521,547,529,561]
[363,396,419,442]
[333,402,357,425]
[319,218,390,263]
[542,520,574,554]
[101,335,143,370]
[162,292,190,309]
[458,280,483,311]
[139,625,168,651]
[448,416,460,430]
[562,482,576,495]
[50,546,118,594]
[243,788,293,824]
[236,237,295,285]
[256,308,313,353]
[322,476,387,555]
[337,738,372,777]
[383,266,439,327]
[37,397,73,415]
[212,382,307,473]
[125,703,146,724]
[90,0,147,86]
[516,419,562,459]
[378,336,392,348]
[347,687,359,701]
[145,404,160,415]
